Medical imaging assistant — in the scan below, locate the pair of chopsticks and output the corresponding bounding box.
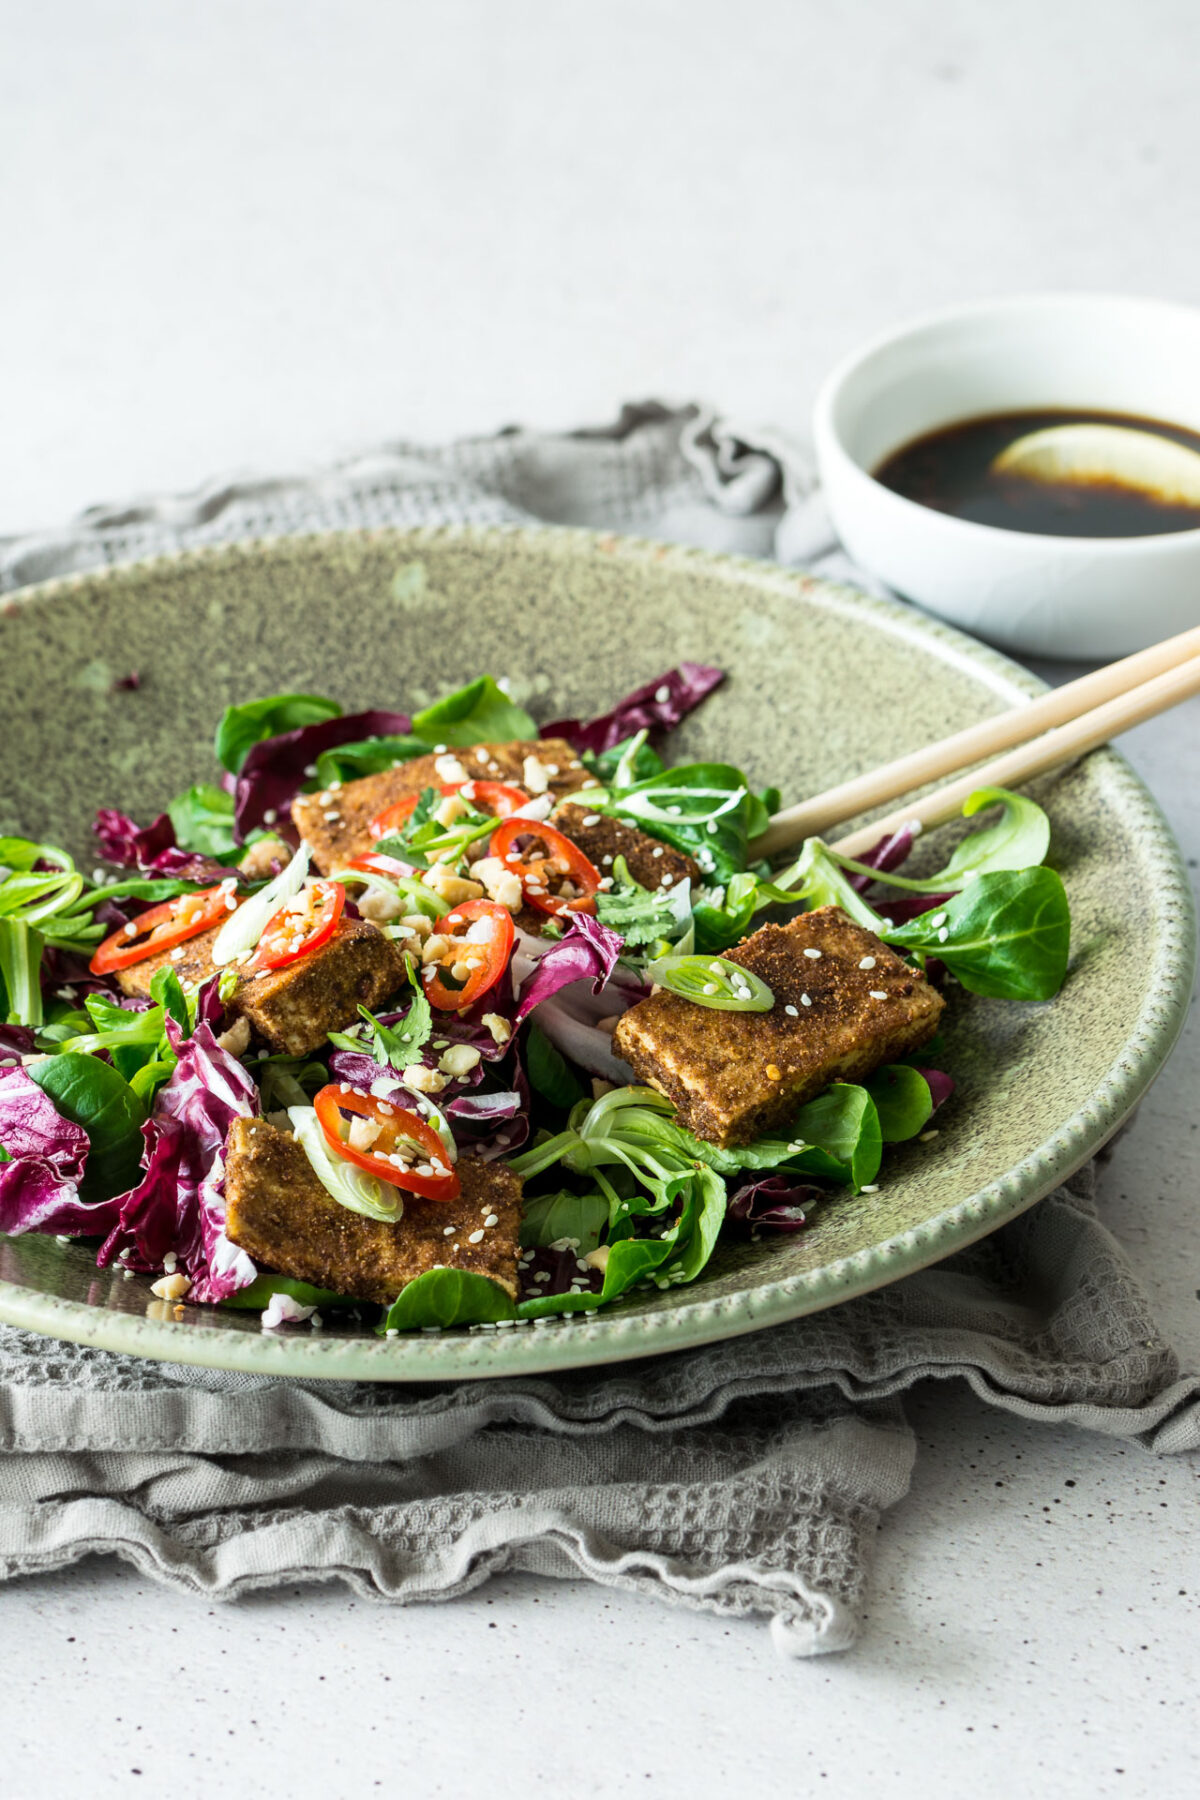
[752,622,1200,861]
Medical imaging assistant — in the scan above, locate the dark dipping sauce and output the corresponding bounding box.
[875,409,1200,538]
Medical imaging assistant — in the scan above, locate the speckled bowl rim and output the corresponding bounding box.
[0,524,1193,1380]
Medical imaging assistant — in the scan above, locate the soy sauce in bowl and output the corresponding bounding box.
[875,409,1200,538]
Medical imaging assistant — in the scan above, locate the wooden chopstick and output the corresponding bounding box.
[751,621,1200,861]
[824,652,1200,860]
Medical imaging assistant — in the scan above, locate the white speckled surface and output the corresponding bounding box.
[4,1,1199,1793]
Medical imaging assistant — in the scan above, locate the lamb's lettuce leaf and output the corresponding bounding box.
[411,677,536,748]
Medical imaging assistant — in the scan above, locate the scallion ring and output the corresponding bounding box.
[649,954,773,1012]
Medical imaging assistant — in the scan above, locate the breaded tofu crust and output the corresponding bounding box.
[292,737,599,872]
[613,905,944,1147]
[116,918,407,1056]
[224,1116,523,1302]
[552,802,700,892]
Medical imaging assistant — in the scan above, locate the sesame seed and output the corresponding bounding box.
[443,1225,456,1236]
[467,1229,485,1244]
[582,815,601,827]
[919,1129,940,1142]
[803,947,822,959]
[937,927,949,943]
[860,1184,879,1193]
[655,684,671,703]
[784,1003,799,1016]
[652,847,664,858]
[800,994,812,1007]
[869,989,888,1000]
[930,912,948,928]
[484,1213,498,1227]
[859,956,876,970]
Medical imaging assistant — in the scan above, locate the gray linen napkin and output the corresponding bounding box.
[0,404,1196,1657]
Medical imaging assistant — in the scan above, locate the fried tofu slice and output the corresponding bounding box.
[116,918,407,1057]
[551,801,700,893]
[613,905,944,1147]
[292,738,599,873]
[224,1117,523,1303]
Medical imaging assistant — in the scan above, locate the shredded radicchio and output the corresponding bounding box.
[92,809,229,883]
[97,1018,260,1302]
[916,1067,955,1111]
[232,709,414,843]
[518,1243,603,1304]
[513,914,625,1024]
[845,823,918,893]
[0,1066,115,1236]
[726,1173,822,1234]
[542,663,725,756]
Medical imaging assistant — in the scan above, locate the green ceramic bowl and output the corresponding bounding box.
[0,527,1192,1379]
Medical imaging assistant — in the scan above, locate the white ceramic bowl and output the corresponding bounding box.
[812,294,1200,658]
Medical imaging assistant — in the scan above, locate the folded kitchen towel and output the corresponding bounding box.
[0,403,1196,1657]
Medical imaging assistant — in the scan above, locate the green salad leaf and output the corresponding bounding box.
[382,1267,518,1332]
[584,732,665,786]
[215,692,342,775]
[314,734,429,787]
[883,867,1071,1001]
[692,870,759,953]
[861,1065,933,1143]
[27,1053,146,1200]
[167,783,239,857]
[518,1188,609,1253]
[221,1275,358,1311]
[525,1023,588,1110]
[596,762,770,887]
[411,676,536,748]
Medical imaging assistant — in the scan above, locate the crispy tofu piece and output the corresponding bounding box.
[292,738,599,873]
[613,905,944,1147]
[116,918,407,1057]
[552,801,700,893]
[224,1116,523,1303]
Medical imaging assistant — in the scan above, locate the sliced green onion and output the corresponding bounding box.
[288,1104,404,1223]
[212,842,310,966]
[649,953,773,1012]
[0,918,46,1028]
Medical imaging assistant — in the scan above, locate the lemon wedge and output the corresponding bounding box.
[992,423,1200,506]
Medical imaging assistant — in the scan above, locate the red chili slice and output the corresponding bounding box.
[368,779,528,841]
[342,851,424,881]
[488,818,602,917]
[423,898,515,1011]
[90,884,237,975]
[456,779,528,818]
[247,880,345,972]
[313,1085,460,1200]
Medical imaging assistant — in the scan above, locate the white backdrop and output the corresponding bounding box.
[3,5,1199,1797]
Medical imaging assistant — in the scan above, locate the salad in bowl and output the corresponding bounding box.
[0,666,1070,1334]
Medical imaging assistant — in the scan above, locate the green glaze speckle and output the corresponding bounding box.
[0,525,1192,1381]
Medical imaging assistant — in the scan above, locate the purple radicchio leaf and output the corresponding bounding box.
[542,663,725,756]
[0,1065,116,1236]
[518,1243,603,1303]
[92,808,229,883]
[726,1173,823,1235]
[874,890,957,925]
[232,709,413,843]
[845,824,917,894]
[914,1066,955,1111]
[97,1018,260,1301]
[513,913,625,1025]
[0,1025,38,1067]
